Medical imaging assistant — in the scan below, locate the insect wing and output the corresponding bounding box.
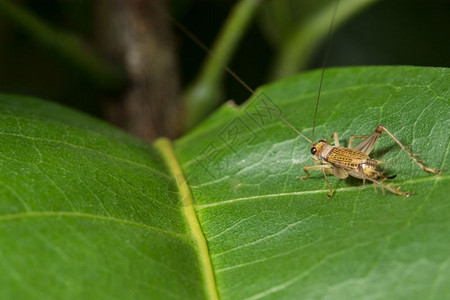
[353,132,381,154]
[328,147,368,165]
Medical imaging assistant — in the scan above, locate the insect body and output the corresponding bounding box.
[296,124,442,198]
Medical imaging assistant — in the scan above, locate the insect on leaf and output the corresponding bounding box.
[176,66,450,299]
[0,66,449,299]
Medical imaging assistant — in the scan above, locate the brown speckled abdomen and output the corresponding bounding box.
[322,146,379,178]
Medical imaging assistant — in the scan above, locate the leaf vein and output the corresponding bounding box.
[212,215,317,258]
[0,211,185,239]
[0,132,169,179]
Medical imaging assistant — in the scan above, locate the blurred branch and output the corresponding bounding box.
[0,0,124,91]
[97,0,182,140]
[270,0,378,80]
[182,0,262,130]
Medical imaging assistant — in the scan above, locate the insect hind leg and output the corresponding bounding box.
[364,175,411,197]
[376,125,442,174]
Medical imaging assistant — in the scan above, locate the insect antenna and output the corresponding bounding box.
[276,113,313,144]
[164,1,338,144]
[263,101,313,143]
[312,0,340,141]
[167,14,255,95]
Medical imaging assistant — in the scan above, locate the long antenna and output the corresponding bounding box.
[277,114,313,144]
[168,14,255,95]
[263,104,313,143]
[312,0,340,141]
[163,1,339,142]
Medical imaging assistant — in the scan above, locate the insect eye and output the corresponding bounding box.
[311,147,317,155]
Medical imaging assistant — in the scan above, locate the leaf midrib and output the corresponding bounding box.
[155,138,219,300]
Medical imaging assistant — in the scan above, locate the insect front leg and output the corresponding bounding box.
[300,164,334,198]
[376,125,442,174]
[301,164,332,180]
[322,168,334,198]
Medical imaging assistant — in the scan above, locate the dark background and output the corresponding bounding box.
[0,0,449,122]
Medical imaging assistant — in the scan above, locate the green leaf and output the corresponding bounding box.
[0,96,211,299]
[175,66,450,299]
[1,66,449,299]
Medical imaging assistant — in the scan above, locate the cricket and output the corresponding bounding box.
[275,106,442,198]
[175,0,443,198]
